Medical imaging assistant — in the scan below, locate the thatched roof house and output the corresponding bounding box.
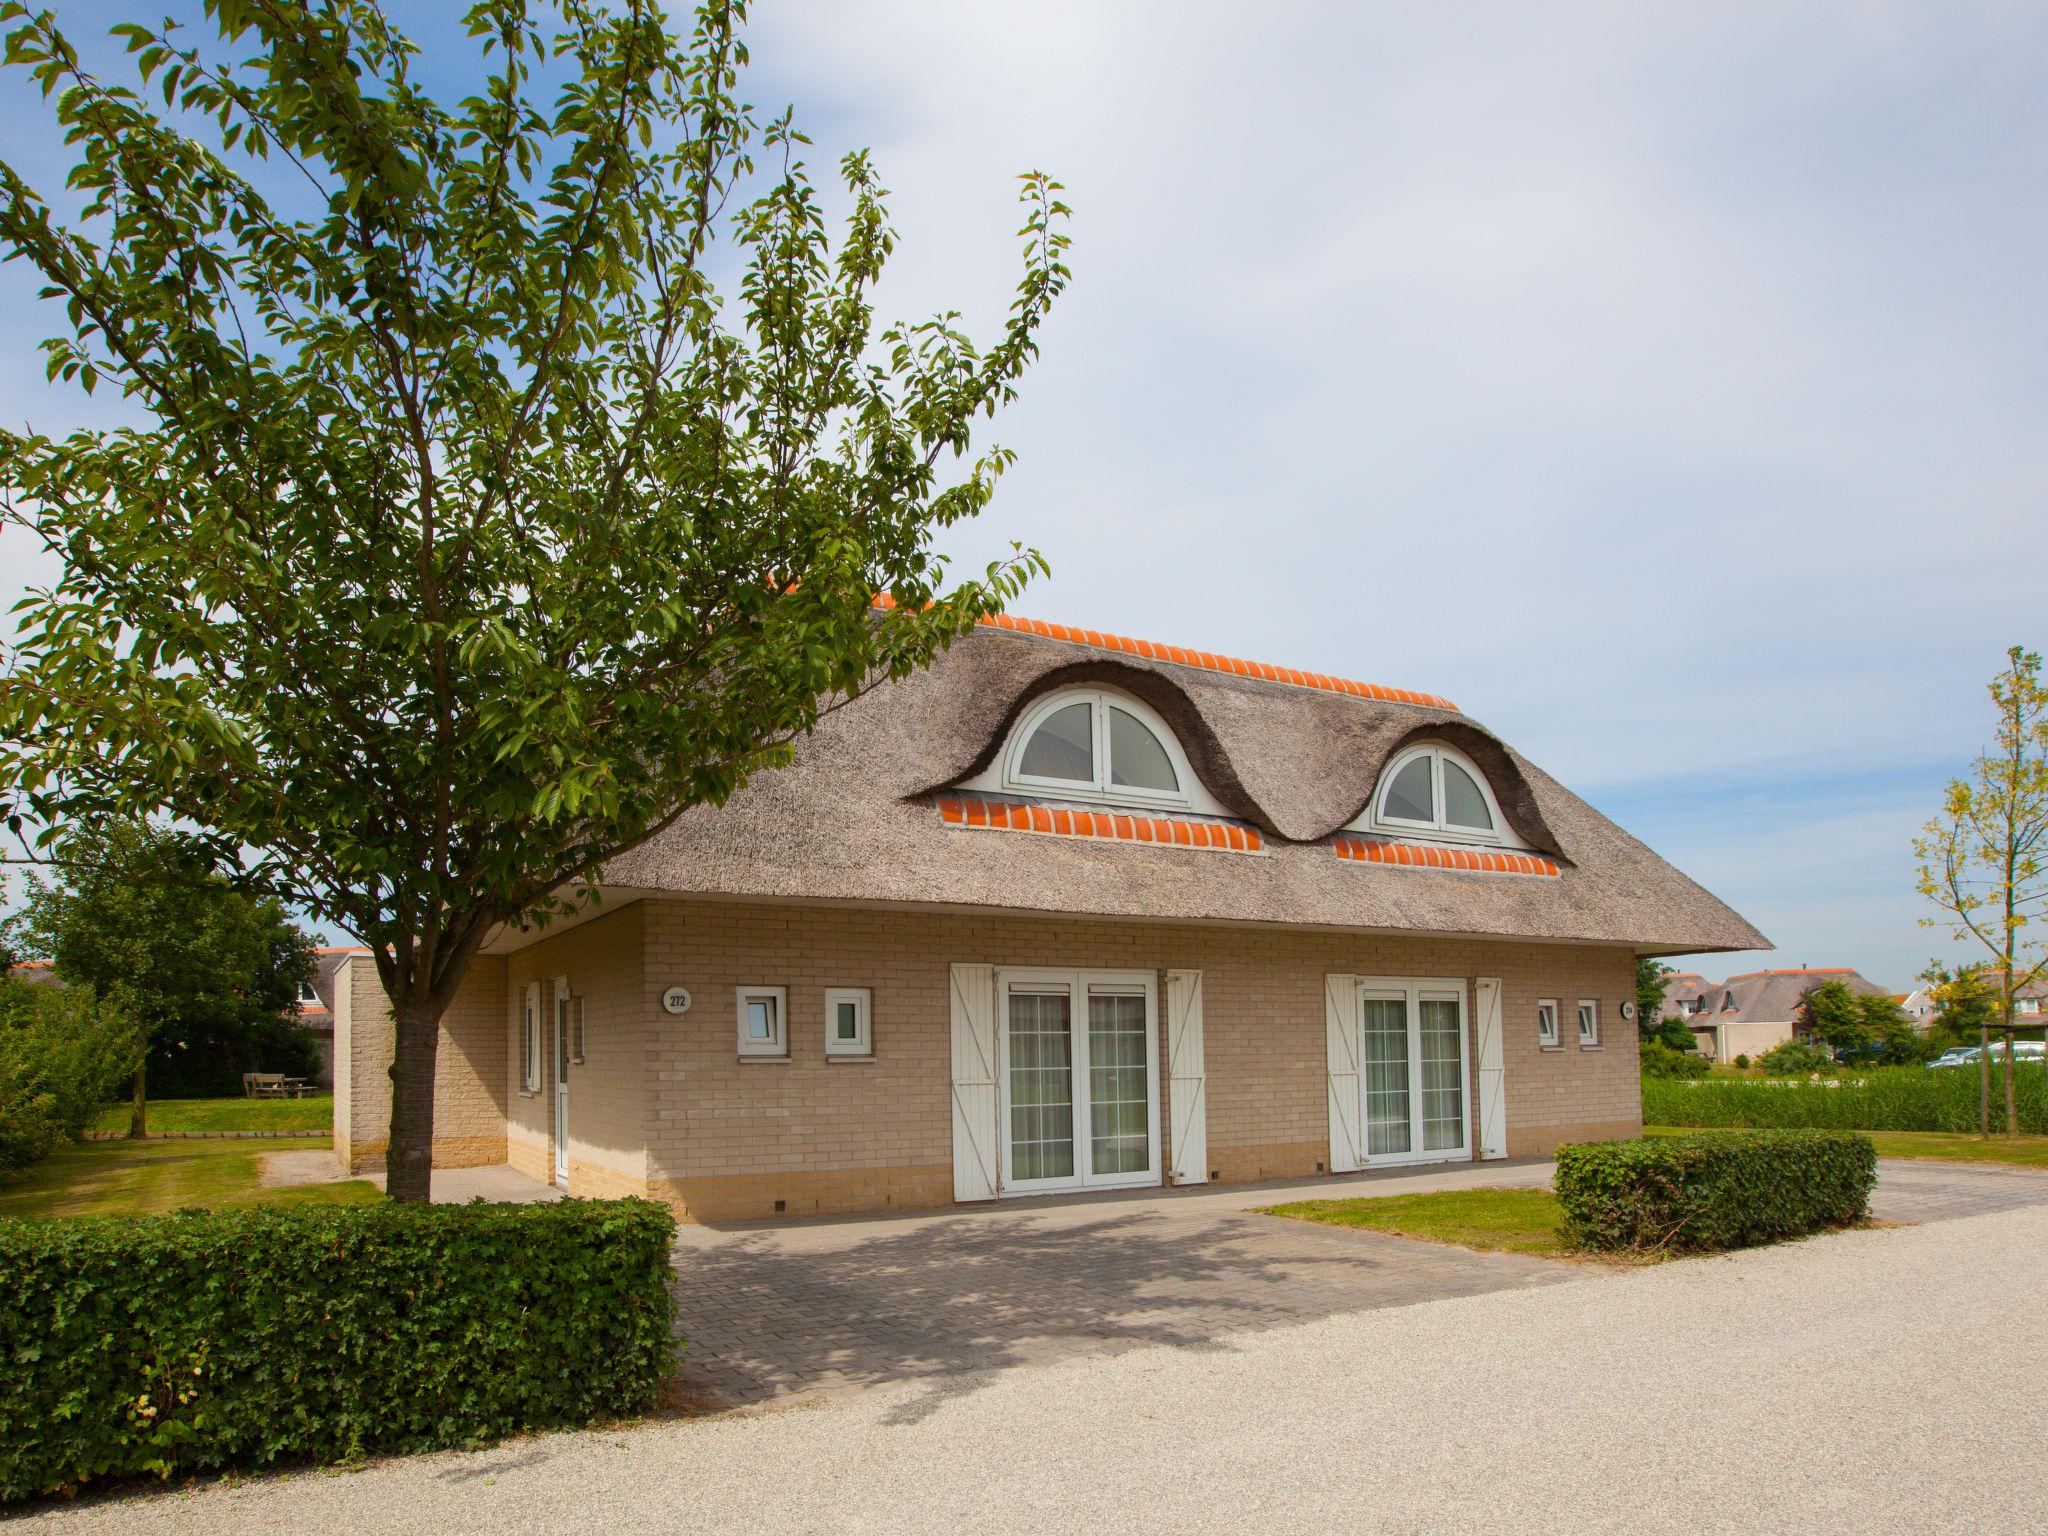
[338,613,1766,1221]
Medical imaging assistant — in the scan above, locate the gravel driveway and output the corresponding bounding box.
[20,1165,2048,1535]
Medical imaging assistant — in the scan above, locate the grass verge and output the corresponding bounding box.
[90,1093,333,1135]
[1261,1186,1574,1258]
[1646,1124,2048,1169]
[0,1135,376,1220]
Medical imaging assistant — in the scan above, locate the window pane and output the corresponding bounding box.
[1088,993,1150,1175]
[835,1001,859,1040]
[747,998,775,1040]
[1419,998,1464,1151]
[1107,707,1178,794]
[1018,701,1094,782]
[1362,997,1412,1155]
[1442,758,1493,829]
[1007,992,1074,1181]
[1382,754,1434,823]
[1578,1005,1597,1042]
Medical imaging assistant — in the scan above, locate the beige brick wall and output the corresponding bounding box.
[638,898,1641,1221]
[502,903,653,1196]
[333,951,510,1173]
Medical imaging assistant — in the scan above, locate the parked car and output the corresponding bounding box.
[1929,1042,2045,1068]
[1929,1048,1974,1069]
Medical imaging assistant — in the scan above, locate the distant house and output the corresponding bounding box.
[1901,969,2048,1035]
[1682,967,1892,1061]
[1658,971,1711,1021]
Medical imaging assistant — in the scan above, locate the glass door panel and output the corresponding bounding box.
[1088,992,1150,1175]
[1418,996,1465,1152]
[1006,990,1075,1183]
[1362,995,1413,1156]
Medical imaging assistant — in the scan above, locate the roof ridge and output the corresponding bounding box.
[974,612,1459,711]
[1724,966,1857,980]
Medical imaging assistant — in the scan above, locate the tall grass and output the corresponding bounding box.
[1643,1065,2048,1135]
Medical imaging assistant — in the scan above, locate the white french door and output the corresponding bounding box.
[996,969,1160,1195]
[1358,978,1470,1166]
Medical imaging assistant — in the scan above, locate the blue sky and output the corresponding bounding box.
[2,2,2044,988]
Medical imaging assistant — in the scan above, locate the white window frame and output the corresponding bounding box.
[521,981,542,1093]
[1577,999,1600,1048]
[995,967,1161,1196]
[1356,741,1523,848]
[959,687,1229,816]
[824,986,873,1058]
[736,985,788,1059]
[1352,976,1473,1167]
[296,980,322,1007]
[1537,999,1560,1049]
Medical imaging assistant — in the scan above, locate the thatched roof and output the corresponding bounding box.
[1699,967,1892,1025]
[606,619,1768,953]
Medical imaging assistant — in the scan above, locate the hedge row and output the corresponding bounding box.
[1642,1064,2048,1134]
[1555,1129,1876,1254]
[0,1197,678,1502]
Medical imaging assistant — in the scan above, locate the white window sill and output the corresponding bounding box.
[826,1053,876,1063]
[1538,1043,1563,1052]
[737,1055,791,1065]
[1578,1044,1603,1052]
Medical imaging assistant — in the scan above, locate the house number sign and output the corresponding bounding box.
[661,986,693,1015]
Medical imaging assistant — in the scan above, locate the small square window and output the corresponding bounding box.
[1577,999,1599,1047]
[1537,999,1560,1048]
[824,987,872,1057]
[736,986,788,1058]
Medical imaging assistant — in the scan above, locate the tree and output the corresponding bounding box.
[0,970,138,1174]
[1796,980,1871,1056]
[0,2,1068,1199]
[1637,958,1675,1032]
[4,819,318,1132]
[1852,994,1927,1066]
[1915,646,2048,1136]
[1920,961,1996,1052]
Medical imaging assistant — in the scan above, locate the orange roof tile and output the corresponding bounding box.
[873,598,1457,711]
[1332,835,1560,879]
[938,795,1263,854]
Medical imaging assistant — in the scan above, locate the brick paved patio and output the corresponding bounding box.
[668,1156,2048,1413]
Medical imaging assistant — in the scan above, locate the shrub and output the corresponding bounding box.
[1642,1063,2048,1133]
[1733,1053,1751,1070]
[0,980,137,1177]
[0,1197,678,1501]
[1755,1039,1833,1076]
[1555,1130,1876,1254]
[1639,1041,1710,1078]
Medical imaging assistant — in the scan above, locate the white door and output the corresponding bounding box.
[1358,977,1471,1166]
[997,968,1160,1195]
[551,981,570,1186]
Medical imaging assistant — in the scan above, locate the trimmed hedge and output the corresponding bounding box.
[1643,1064,2048,1134]
[0,1197,677,1502]
[1555,1130,1876,1254]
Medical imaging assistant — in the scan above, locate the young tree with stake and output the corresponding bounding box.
[1915,646,2048,1136]
[0,0,1070,1200]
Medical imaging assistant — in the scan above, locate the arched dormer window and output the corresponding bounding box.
[962,688,1227,815]
[1357,742,1519,847]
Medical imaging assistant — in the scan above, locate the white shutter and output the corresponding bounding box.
[1166,969,1207,1185]
[1325,973,1360,1173]
[950,963,999,1202]
[1475,976,1507,1160]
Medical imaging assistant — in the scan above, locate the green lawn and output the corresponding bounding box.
[91,1092,333,1135]
[1261,1186,1574,1258]
[0,1135,377,1220]
[1645,1124,2048,1168]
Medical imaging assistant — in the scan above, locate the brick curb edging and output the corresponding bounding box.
[83,1129,333,1141]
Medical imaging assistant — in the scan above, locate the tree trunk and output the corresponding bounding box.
[127,1055,147,1139]
[385,998,445,1203]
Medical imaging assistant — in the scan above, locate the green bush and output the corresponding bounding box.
[1732,1053,1750,1070]
[0,1197,678,1501]
[1555,1130,1876,1253]
[1639,1040,1710,1078]
[1643,1063,2048,1133]
[1755,1039,1833,1076]
[0,979,138,1177]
